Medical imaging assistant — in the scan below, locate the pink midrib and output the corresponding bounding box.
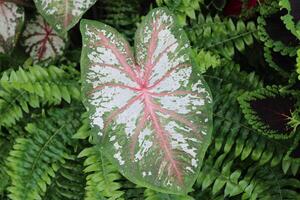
[97,32,142,85]
[37,23,52,60]
[92,19,197,185]
[63,0,72,29]
[143,93,183,184]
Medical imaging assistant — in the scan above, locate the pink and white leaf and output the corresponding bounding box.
[0,1,24,54]
[33,0,97,33]
[23,15,66,63]
[80,8,212,194]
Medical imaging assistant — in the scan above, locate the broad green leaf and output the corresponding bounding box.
[23,15,66,64]
[33,0,97,33]
[80,8,213,194]
[0,1,24,54]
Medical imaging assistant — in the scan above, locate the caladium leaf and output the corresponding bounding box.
[33,0,97,34]
[80,8,212,194]
[23,15,66,63]
[0,1,24,54]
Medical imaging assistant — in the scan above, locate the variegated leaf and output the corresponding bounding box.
[0,1,24,54]
[80,8,212,194]
[33,0,97,33]
[23,15,66,63]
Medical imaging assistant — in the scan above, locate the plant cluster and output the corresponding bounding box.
[0,0,299,199]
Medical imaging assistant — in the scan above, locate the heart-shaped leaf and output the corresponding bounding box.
[23,15,66,63]
[0,1,24,54]
[80,8,212,194]
[33,0,97,34]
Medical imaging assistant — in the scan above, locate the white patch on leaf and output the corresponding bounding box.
[157,94,204,114]
[151,67,192,93]
[114,151,125,165]
[116,99,144,137]
[135,128,153,161]
[89,87,137,129]
[34,0,97,32]
[0,2,24,53]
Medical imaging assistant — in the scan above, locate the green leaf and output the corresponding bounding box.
[80,8,213,194]
[33,0,97,34]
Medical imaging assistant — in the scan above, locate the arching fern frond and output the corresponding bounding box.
[6,107,81,200]
[0,65,80,128]
[44,155,86,200]
[78,146,124,200]
[187,14,258,59]
[191,49,221,74]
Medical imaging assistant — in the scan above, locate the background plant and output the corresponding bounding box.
[0,0,299,199]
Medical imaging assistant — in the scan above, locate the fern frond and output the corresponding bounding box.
[144,188,194,200]
[79,146,124,200]
[44,155,86,200]
[0,65,80,128]
[188,14,258,59]
[0,137,11,197]
[191,49,221,74]
[6,107,81,200]
[156,0,202,25]
[73,112,91,141]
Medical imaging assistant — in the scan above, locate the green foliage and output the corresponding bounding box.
[191,49,221,74]
[156,0,202,25]
[194,61,300,199]
[0,65,80,128]
[79,146,124,200]
[97,0,141,42]
[6,107,82,200]
[279,0,300,39]
[257,11,299,56]
[187,14,258,59]
[0,0,300,199]
[297,49,300,80]
[44,155,86,200]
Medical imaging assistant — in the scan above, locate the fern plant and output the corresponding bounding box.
[187,14,258,59]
